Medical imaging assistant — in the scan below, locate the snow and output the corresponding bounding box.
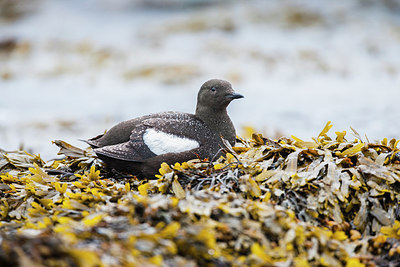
[1,0,400,159]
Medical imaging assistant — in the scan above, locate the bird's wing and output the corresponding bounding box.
[138,114,219,154]
[93,139,155,162]
[83,133,105,148]
[94,114,218,162]
[84,112,184,148]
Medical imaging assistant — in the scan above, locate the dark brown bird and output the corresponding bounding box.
[85,79,243,178]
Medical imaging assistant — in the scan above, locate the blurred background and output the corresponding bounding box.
[1,0,400,159]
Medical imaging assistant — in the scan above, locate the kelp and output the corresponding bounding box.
[1,123,400,266]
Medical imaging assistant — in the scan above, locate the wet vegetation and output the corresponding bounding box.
[1,122,400,266]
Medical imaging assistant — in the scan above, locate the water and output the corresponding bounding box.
[1,0,400,159]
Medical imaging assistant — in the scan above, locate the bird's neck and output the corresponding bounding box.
[195,105,236,145]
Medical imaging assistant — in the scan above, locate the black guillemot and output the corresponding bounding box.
[85,79,243,178]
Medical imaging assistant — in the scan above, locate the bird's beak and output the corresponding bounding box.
[226,93,244,100]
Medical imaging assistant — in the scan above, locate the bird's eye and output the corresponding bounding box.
[211,87,216,92]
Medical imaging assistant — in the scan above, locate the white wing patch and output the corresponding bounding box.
[143,128,200,155]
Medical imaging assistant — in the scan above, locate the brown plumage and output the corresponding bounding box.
[84,79,243,178]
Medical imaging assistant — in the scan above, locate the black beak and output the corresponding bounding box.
[226,93,244,100]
